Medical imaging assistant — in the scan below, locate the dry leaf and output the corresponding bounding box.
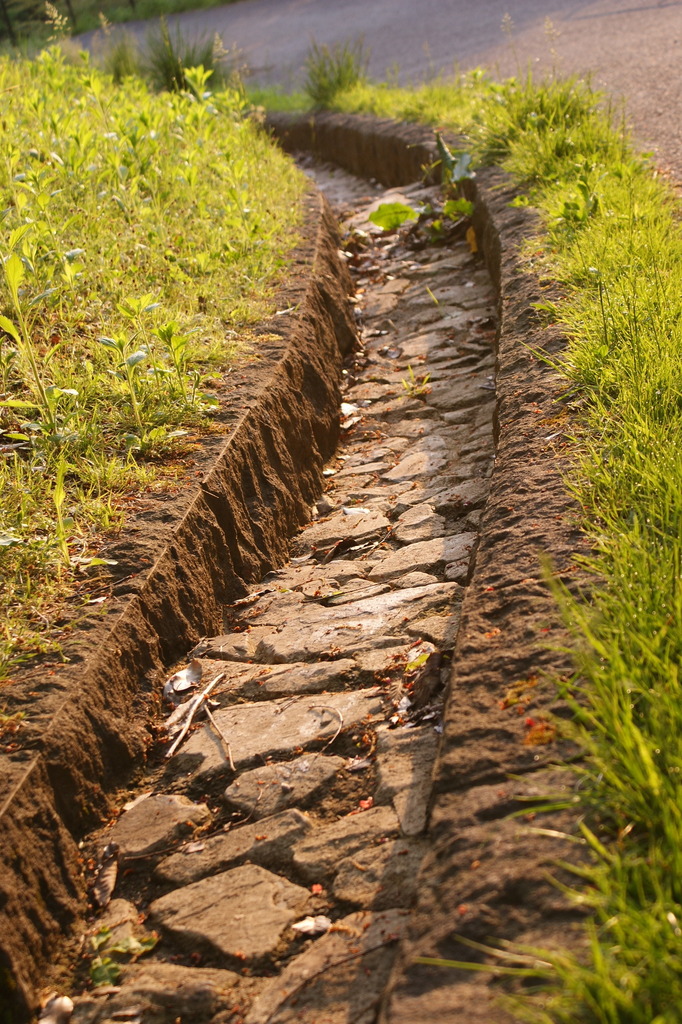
[291,915,332,936]
[93,842,119,908]
[466,225,478,253]
[163,659,202,705]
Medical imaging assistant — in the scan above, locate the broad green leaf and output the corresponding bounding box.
[443,198,474,219]
[8,224,31,251]
[0,399,39,409]
[368,202,418,231]
[4,253,24,301]
[0,315,20,342]
[125,349,147,367]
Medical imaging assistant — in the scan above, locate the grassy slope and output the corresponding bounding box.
[0,50,305,682]
[267,73,682,1021]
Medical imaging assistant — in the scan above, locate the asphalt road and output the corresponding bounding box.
[91,0,682,177]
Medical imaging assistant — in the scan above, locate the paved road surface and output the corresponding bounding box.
[89,0,682,177]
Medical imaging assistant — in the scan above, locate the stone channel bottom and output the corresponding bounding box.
[71,166,497,1024]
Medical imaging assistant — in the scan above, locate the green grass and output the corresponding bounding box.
[284,69,682,1022]
[0,48,305,680]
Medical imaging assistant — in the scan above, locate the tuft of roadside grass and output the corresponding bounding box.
[0,48,305,680]
[315,70,682,1022]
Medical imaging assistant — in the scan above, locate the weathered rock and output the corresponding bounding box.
[109,794,210,859]
[245,909,409,1024]
[406,611,461,648]
[89,898,138,950]
[291,509,390,554]
[381,451,448,482]
[293,806,399,882]
[369,535,476,582]
[392,504,446,544]
[156,809,313,887]
[224,755,346,819]
[177,689,382,782]
[392,571,440,589]
[214,660,357,701]
[72,963,250,1024]
[375,725,439,836]
[192,626,276,662]
[251,583,460,663]
[150,864,310,961]
[333,838,427,908]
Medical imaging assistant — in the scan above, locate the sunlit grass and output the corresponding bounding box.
[0,48,306,679]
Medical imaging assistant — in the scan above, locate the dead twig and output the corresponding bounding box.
[204,703,236,771]
[165,672,226,758]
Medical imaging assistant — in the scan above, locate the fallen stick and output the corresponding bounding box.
[165,672,226,758]
[204,703,236,771]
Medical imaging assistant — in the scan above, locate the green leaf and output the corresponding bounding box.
[125,349,147,367]
[442,198,474,219]
[0,315,20,342]
[0,399,39,409]
[4,252,24,302]
[368,202,418,231]
[90,955,122,987]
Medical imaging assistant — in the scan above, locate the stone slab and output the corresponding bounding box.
[293,805,399,882]
[292,510,390,554]
[110,794,210,858]
[224,755,346,819]
[369,534,476,582]
[177,689,382,782]
[392,504,446,544]
[155,809,313,887]
[406,611,461,648]
[375,725,439,836]
[72,963,248,1024]
[333,838,427,909]
[245,909,409,1024]
[150,864,310,961]
[214,660,357,701]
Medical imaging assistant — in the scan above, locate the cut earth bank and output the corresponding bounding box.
[10,115,587,1022]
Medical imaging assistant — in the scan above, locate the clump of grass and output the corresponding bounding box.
[330,71,682,1021]
[0,48,305,679]
[143,17,228,93]
[101,30,140,84]
[303,36,369,109]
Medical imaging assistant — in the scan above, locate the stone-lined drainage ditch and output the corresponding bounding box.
[62,166,499,1024]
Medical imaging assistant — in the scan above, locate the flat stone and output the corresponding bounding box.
[150,864,309,961]
[292,510,390,554]
[214,660,357,701]
[381,450,448,482]
[369,534,476,582]
[177,689,382,782]
[245,909,409,1024]
[252,584,460,663]
[392,571,440,589]
[263,560,371,589]
[406,611,461,648]
[427,377,491,413]
[393,503,446,544]
[333,838,427,908]
[293,805,399,882]
[156,809,313,887]
[375,725,439,835]
[110,794,210,858]
[224,755,346,819]
[425,477,489,514]
[193,626,276,662]
[352,643,412,678]
[72,963,247,1024]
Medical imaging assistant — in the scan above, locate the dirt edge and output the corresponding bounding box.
[0,187,357,1021]
[267,111,586,1022]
